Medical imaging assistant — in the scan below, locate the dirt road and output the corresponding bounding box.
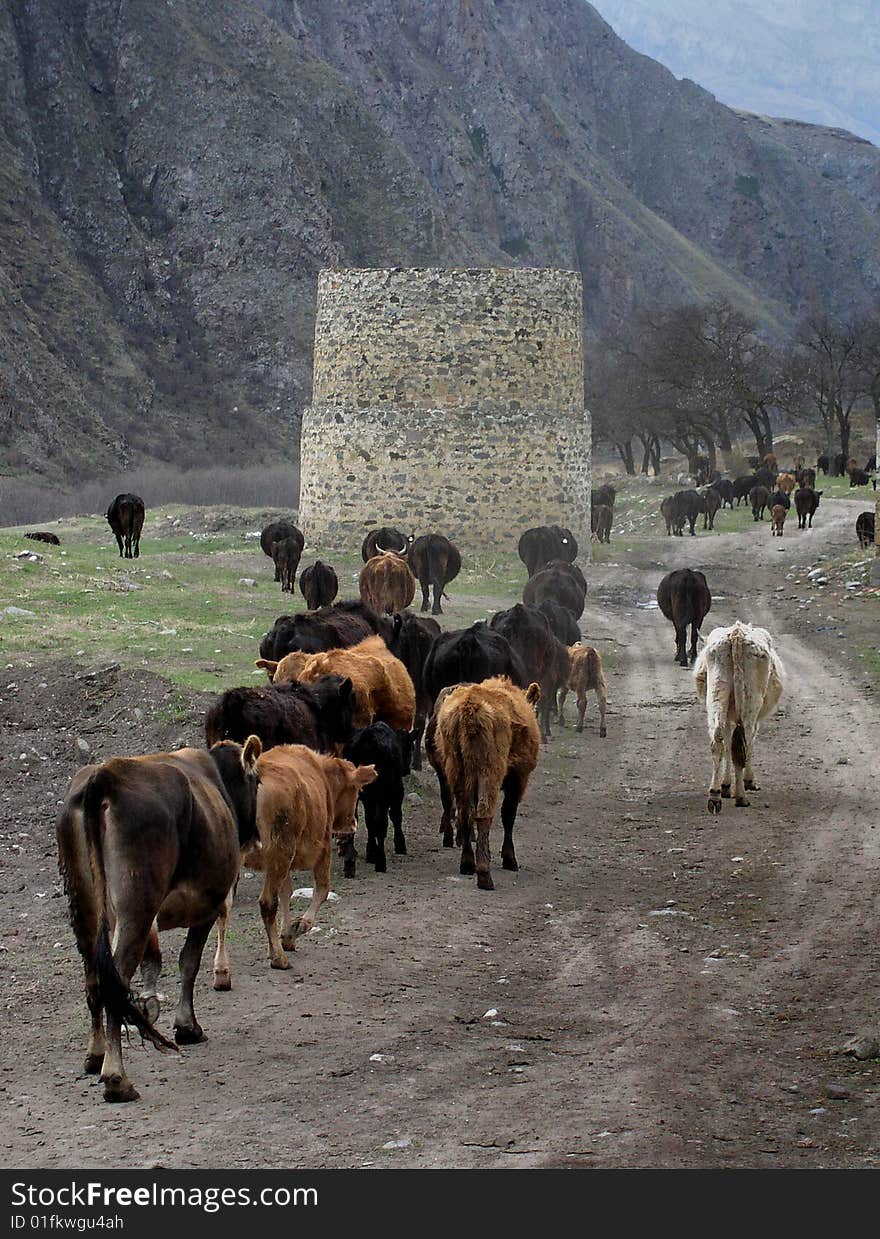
[2,498,879,1168]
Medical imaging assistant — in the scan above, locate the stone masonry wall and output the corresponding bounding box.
[298,267,590,555]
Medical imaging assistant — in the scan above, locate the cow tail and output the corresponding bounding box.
[730,626,748,771]
[82,774,176,1052]
[448,701,494,819]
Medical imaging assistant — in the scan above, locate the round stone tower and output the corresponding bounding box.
[297,267,590,555]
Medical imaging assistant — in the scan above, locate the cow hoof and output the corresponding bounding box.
[174,1023,206,1044]
[270,954,292,970]
[502,857,518,872]
[343,862,357,879]
[720,784,731,798]
[744,779,759,791]
[139,995,161,1024]
[477,873,495,891]
[83,1053,104,1075]
[735,797,750,808]
[374,858,387,874]
[707,794,722,814]
[460,859,476,876]
[103,1078,139,1104]
[442,834,454,849]
[599,727,607,738]
[394,842,407,855]
[212,971,232,992]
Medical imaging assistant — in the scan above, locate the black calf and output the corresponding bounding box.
[343,724,413,874]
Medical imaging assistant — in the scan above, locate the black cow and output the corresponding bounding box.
[795,487,823,529]
[849,468,871,487]
[204,675,356,752]
[670,490,702,536]
[732,476,756,506]
[343,723,413,874]
[700,488,721,530]
[816,454,830,475]
[832,452,847,477]
[385,611,440,770]
[423,624,527,705]
[489,603,569,741]
[591,484,616,509]
[856,511,875,549]
[261,521,303,582]
[106,494,145,559]
[749,485,770,521]
[361,528,413,562]
[769,489,791,511]
[657,569,712,667]
[407,534,462,615]
[537,599,581,645]
[709,479,735,509]
[259,600,391,661]
[522,560,586,619]
[26,530,61,546]
[796,467,816,489]
[517,525,578,578]
[299,561,339,610]
[271,536,303,593]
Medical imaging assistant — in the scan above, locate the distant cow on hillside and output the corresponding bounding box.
[106,494,145,559]
[26,530,60,546]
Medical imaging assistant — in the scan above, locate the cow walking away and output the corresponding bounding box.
[590,503,613,543]
[657,569,712,667]
[205,676,356,753]
[694,621,784,813]
[518,525,578,578]
[749,485,770,521]
[408,533,462,615]
[272,536,303,593]
[106,494,145,559]
[489,603,570,742]
[425,677,541,891]
[522,560,586,619]
[261,520,303,583]
[361,528,413,561]
[423,624,528,704]
[557,644,607,736]
[343,723,413,874]
[260,601,390,661]
[359,550,417,615]
[56,738,261,1101]
[299,561,339,610]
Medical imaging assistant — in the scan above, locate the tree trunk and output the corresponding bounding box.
[650,438,662,475]
[615,439,636,475]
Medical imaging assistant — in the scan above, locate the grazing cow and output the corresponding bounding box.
[694,621,784,813]
[25,530,60,545]
[258,635,416,734]
[749,485,770,521]
[856,511,875,548]
[205,675,356,753]
[213,746,375,982]
[656,568,712,667]
[408,533,462,615]
[794,487,822,529]
[261,521,303,582]
[56,737,261,1102]
[260,600,390,661]
[770,504,787,536]
[775,472,797,496]
[849,467,871,487]
[271,536,303,593]
[106,494,145,559]
[557,644,607,736]
[591,502,613,544]
[700,487,721,530]
[517,525,578,577]
[361,528,412,561]
[343,723,413,873]
[660,495,675,535]
[710,479,735,509]
[299,561,339,610]
[670,489,702,536]
[359,551,417,615]
[489,603,571,741]
[423,623,528,704]
[537,598,581,646]
[816,454,829,475]
[732,475,756,506]
[385,611,440,770]
[522,560,586,619]
[425,677,541,891]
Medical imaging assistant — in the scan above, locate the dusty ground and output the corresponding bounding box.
[2,496,879,1168]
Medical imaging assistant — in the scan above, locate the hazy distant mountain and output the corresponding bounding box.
[594,0,880,145]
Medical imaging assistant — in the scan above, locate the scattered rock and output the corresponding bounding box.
[74,738,90,757]
[825,1083,850,1101]
[382,1138,411,1150]
[842,1035,880,1060]
[406,791,423,805]
[238,578,256,587]
[3,606,36,618]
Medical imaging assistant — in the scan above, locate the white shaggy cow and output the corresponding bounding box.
[693,621,784,813]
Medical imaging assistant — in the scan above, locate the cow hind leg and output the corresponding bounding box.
[707,726,726,814]
[557,686,567,726]
[278,870,296,947]
[474,815,494,891]
[83,962,107,1075]
[689,622,700,664]
[137,923,163,1020]
[390,788,407,856]
[100,924,150,1102]
[500,774,522,873]
[732,722,750,807]
[173,920,214,1044]
[674,623,688,666]
[292,850,331,940]
[259,859,292,970]
[458,808,476,875]
[420,581,431,613]
[431,581,443,616]
[595,682,607,738]
[575,687,587,732]
[437,768,455,848]
[212,885,236,992]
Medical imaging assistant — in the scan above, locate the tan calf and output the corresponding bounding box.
[213,745,376,984]
[770,503,787,536]
[557,644,607,736]
[257,635,416,733]
[775,472,796,496]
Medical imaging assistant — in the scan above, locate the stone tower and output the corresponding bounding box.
[297,267,590,555]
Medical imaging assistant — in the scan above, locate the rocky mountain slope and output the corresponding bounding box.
[2,0,879,483]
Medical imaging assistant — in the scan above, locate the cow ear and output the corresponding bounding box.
[242,735,262,770]
[352,763,378,788]
[255,658,278,676]
[339,676,354,699]
[526,682,541,705]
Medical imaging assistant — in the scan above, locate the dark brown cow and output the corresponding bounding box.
[660,495,675,535]
[489,603,570,742]
[425,677,541,891]
[26,530,61,545]
[259,601,390,661]
[795,487,822,529]
[299,561,338,610]
[106,494,145,559]
[261,521,303,583]
[591,502,612,543]
[205,675,356,752]
[385,611,440,770]
[359,551,416,615]
[700,488,721,530]
[408,534,462,615]
[856,511,875,548]
[522,560,586,620]
[56,738,261,1102]
[749,485,770,521]
[361,528,412,562]
[517,526,578,577]
[272,536,303,593]
[657,568,712,667]
[591,484,616,509]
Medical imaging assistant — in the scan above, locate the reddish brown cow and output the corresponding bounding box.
[557,644,607,736]
[359,551,416,614]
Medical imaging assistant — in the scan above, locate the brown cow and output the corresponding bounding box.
[775,472,796,496]
[770,504,787,536]
[359,551,416,614]
[557,644,607,736]
[660,495,675,535]
[590,502,612,544]
[257,635,416,733]
[56,738,261,1102]
[425,677,541,891]
[212,745,376,983]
